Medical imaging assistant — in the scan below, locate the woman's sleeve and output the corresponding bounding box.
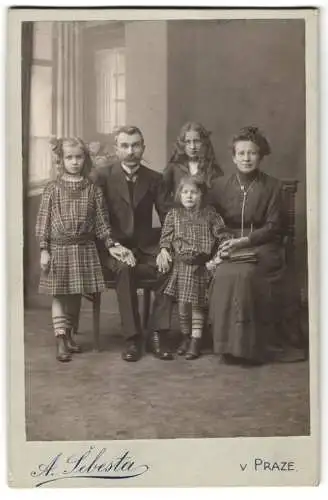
[35,182,53,251]
[94,186,115,249]
[209,207,232,245]
[248,182,282,246]
[159,209,175,250]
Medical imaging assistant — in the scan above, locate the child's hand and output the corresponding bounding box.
[206,255,222,272]
[40,250,50,273]
[206,260,217,272]
[206,260,215,272]
[156,248,172,273]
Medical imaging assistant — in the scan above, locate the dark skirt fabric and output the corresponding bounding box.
[208,242,284,362]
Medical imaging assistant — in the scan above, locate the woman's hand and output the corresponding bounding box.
[40,249,51,273]
[156,248,172,274]
[219,237,250,257]
[109,245,136,267]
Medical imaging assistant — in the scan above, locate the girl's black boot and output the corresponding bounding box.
[185,337,201,360]
[177,335,190,355]
[66,328,82,353]
[55,331,72,362]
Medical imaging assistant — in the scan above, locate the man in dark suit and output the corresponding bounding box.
[94,125,173,362]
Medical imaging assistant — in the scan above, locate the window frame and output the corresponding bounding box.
[81,22,126,144]
[28,56,54,195]
[94,47,126,134]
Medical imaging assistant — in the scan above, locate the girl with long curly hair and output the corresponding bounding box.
[35,137,115,362]
[163,122,223,205]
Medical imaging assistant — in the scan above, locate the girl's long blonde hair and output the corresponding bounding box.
[174,175,208,208]
[49,137,93,180]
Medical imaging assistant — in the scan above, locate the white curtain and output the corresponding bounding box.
[95,48,126,134]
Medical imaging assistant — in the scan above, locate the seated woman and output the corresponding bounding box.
[162,121,223,205]
[208,126,285,366]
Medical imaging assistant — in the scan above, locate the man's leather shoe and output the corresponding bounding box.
[148,331,174,360]
[122,339,142,362]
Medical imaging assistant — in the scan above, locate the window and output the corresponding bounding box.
[28,22,53,194]
[29,65,53,188]
[95,48,126,134]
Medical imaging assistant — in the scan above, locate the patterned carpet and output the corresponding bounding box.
[24,303,310,442]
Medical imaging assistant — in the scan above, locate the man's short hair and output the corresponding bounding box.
[114,125,144,144]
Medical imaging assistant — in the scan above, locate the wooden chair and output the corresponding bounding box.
[278,179,308,357]
[280,179,298,266]
[83,281,155,352]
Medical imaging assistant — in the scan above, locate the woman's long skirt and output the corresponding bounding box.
[208,242,284,363]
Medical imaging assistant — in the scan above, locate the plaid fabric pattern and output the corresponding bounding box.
[160,206,230,305]
[36,178,114,295]
[164,261,210,306]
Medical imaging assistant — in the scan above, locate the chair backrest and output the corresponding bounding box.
[281,179,298,265]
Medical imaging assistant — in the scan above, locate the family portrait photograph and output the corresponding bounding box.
[6,6,319,488]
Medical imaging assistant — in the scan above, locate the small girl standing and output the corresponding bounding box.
[36,137,116,362]
[157,176,230,360]
[163,122,223,205]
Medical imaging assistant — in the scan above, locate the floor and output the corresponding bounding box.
[24,294,311,442]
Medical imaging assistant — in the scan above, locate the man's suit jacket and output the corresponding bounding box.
[93,161,170,255]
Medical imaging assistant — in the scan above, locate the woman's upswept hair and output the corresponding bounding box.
[49,137,93,180]
[174,175,208,207]
[169,122,223,186]
[231,126,271,159]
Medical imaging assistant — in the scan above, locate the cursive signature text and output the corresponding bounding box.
[31,446,150,486]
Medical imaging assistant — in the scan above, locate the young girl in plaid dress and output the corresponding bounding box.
[157,176,230,360]
[35,138,115,362]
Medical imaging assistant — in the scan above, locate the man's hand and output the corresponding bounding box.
[40,249,51,273]
[156,248,172,274]
[109,245,136,267]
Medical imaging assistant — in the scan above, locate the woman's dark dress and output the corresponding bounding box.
[208,171,284,363]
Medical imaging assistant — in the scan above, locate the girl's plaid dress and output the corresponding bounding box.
[160,206,230,306]
[35,177,114,295]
